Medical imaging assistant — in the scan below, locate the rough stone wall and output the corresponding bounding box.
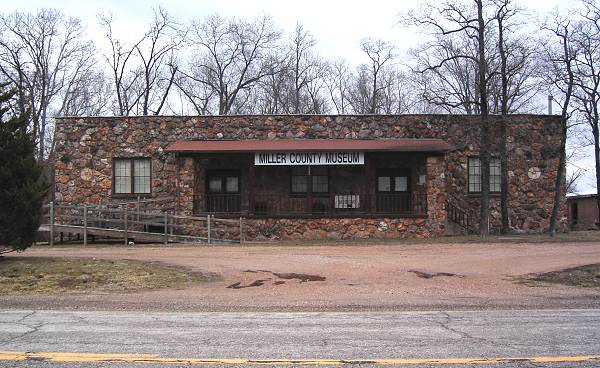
[243,217,434,241]
[53,114,565,238]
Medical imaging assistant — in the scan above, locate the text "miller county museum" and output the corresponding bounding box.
[254,152,365,166]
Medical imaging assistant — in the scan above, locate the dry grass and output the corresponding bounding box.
[0,257,215,295]
[517,264,600,288]
[240,230,600,247]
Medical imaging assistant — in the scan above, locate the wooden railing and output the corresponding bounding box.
[199,192,427,217]
[41,202,244,245]
[445,200,473,233]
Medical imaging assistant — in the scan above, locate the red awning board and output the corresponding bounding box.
[165,139,453,153]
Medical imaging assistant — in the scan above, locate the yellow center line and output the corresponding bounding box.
[0,351,599,365]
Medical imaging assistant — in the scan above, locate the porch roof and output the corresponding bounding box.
[165,139,453,153]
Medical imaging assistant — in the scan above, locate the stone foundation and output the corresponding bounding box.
[242,217,439,241]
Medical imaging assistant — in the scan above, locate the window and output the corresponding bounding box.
[291,167,308,193]
[468,157,500,193]
[207,171,240,194]
[376,169,411,213]
[311,167,328,193]
[376,170,409,193]
[206,170,240,213]
[113,158,151,195]
[291,166,328,194]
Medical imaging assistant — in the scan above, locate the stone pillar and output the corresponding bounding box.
[426,155,447,236]
[177,157,195,216]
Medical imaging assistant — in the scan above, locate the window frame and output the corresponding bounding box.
[376,169,411,193]
[467,156,501,194]
[112,157,152,197]
[206,169,241,194]
[289,166,329,196]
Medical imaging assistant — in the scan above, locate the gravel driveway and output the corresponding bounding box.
[2,241,600,311]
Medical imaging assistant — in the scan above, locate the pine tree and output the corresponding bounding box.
[0,82,47,252]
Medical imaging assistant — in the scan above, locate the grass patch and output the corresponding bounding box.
[0,257,215,295]
[516,264,600,288]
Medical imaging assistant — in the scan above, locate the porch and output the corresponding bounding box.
[165,139,451,221]
[190,152,433,218]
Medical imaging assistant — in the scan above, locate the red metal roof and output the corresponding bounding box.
[165,139,452,153]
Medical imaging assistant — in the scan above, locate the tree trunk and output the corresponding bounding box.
[594,124,600,227]
[549,117,568,236]
[500,116,509,233]
[498,12,510,234]
[549,26,574,237]
[476,0,490,236]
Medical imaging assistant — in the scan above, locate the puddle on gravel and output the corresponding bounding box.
[408,270,464,279]
[272,272,326,282]
[228,270,326,289]
[227,279,271,289]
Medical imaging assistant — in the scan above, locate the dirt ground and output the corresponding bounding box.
[2,240,600,311]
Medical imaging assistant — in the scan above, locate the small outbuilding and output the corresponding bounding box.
[567,194,599,231]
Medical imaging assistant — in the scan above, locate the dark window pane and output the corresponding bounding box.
[291,175,308,193]
[226,176,239,193]
[312,175,328,193]
[209,177,222,193]
[394,176,408,192]
[378,176,391,192]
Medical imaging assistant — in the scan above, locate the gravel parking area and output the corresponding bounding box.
[2,240,600,311]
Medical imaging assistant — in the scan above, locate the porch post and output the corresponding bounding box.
[177,157,195,216]
[363,154,374,213]
[248,156,255,216]
[426,155,447,236]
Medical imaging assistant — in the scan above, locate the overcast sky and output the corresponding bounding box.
[0,0,595,194]
[1,0,577,66]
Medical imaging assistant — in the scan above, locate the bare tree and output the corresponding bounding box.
[287,23,321,113]
[99,8,183,116]
[98,12,140,116]
[405,0,493,235]
[183,14,281,115]
[250,23,328,114]
[565,149,586,195]
[324,59,351,114]
[56,69,112,117]
[172,71,215,115]
[543,14,576,235]
[408,33,482,114]
[0,9,95,160]
[348,38,396,114]
[136,8,182,115]
[571,0,600,226]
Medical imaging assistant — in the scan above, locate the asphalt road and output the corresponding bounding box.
[0,309,599,367]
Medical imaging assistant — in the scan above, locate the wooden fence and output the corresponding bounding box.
[41,202,244,245]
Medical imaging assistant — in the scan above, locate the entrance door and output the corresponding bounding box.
[206,170,241,213]
[376,169,411,213]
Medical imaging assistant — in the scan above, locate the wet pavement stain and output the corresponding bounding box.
[226,279,271,289]
[272,272,326,282]
[228,270,326,289]
[408,270,464,279]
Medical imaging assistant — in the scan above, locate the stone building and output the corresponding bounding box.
[53,114,564,240]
